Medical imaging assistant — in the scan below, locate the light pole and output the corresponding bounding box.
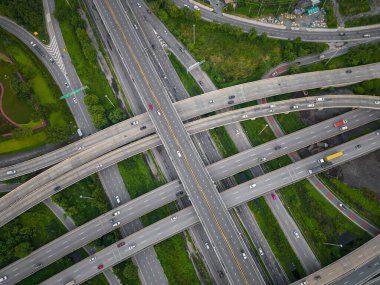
[323,242,343,248]
[79,195,94,200]
[259,124,269,135]
[193,24,196,44]
[105,94,115,107]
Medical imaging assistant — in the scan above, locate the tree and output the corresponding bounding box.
[14,242,32,258]
[84,94,99,106]
[289,63,300,74]
[92,113,109,129]
[12,127,33,140]
[260,32,268,44]
[248,28,258,41]
[88,105,105,116]
[46,126,73,143]
[108,108,127,124]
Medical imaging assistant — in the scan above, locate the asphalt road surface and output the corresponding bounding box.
[1,107,378,284]
[37,132,380,284]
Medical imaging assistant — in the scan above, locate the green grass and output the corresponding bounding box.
[225,0,297,18]
[0,0,49,42]
[318,174,380,228]
[275,112,304,133]
[279,179,372,266]
[55,0,117,110]
[241,117,276,146]
[248,197,306,281]
[155,233,201,285]
[168,52,203,96]
[338,0,371,16]
[113,259,142,285]
[0,202,68,268]
[52,175,111,226]
[323,0,338,28]
[0,28,76,153]
[345,15,380,27]
[209,126,239,157]
[118,154,163,199]
[148,0,327,88]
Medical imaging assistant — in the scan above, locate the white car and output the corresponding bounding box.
[307,103,315,107]
[249,183,256,189]
[177,150,182,157]
[90,256,97,262]
[115,196,121,204]
[112,221,121,227]
[316,97,325,102]
[241,251,247,259]
[209,99,214,104]
[137,2,141,7]
[259,157,267,163]
[6,170,16,175]
[129,244,136,250]
[96,164,102,169]
[157,110,161,116]
[171,216,177,222]
[64,82,69,88]
[73,97,77,104]
[113,210,121,216]
[269,104,275,108]
[30,41,36,47]
[242,114,248,119]
[205,242,210,249]
[292,105,299,109]
[340,125,348,131]
[374,101,380,104]
[164,30,168,35]
[294,231,300,239]
[268,109,274,113]
[194,5,200,10]
[235,129,240,135]
[131,120,139,125]
[0,276,7,282]
[258,248,264,256]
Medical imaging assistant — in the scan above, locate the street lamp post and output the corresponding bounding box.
[323,242,343,248]
[79,195,94,200]
[259,124,269,135]
[193,24,196,44]
[105,94,115,107]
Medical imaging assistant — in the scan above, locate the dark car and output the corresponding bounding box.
[346,70,352,73]
[274,145,281,150]
[176,191,184,197]
[198,80,204,86]
[228,100,234,105]
[97,264,104,270]
[140,126,147,130]
[218,270,225,278]
[117,241,126,248]
[54,186,61,191]
[355,144,361,149]
[148,103,153,110]
[228,95,235,99]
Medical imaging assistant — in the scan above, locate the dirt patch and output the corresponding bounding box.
[295,90,380,194]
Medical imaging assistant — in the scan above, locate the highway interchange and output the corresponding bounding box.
[1,1,380,284]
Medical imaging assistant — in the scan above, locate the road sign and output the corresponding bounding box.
[60,86,88,99]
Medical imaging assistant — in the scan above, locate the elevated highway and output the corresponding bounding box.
[38,131,380,284]
[1,107,378,284]
[1,63,380,182]
[0,96,379,227]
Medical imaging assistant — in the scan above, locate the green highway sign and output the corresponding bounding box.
[60,85,88,99]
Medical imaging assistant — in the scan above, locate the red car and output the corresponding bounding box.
[97,264,104,270]
[271,193,277,200]
[333,120,347,128]
[117,241,125,248]
[148,103,153,110]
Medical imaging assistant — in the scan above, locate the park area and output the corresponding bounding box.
[0,29,76,155]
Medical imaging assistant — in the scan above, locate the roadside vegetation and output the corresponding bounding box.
[54,0,127,129]
[0,29,76,154]
[338,0,371,16]
[318,174,380,228]
[148,0,327,88]
[52,175,110,226]
[168,52,203,96]
[249,197,306,281]
[278,179,371,266]
[209,126,239,157]
[345,15,380,27]
[113,259,141,285]
[0,0,48,42]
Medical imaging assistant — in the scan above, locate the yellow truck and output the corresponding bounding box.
[318,151,343,164]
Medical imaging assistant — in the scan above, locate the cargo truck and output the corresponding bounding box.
[308,161,332,174]
[318,151,343,164]
[334,120,347,127]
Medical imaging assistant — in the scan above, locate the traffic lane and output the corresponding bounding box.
[1,120,376,282]
[2,102,378,226]
[41,207,199,285]
[2,59,380,180]
[0,181,180,285]
[39,133,380,284]
[102,0,263,283]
